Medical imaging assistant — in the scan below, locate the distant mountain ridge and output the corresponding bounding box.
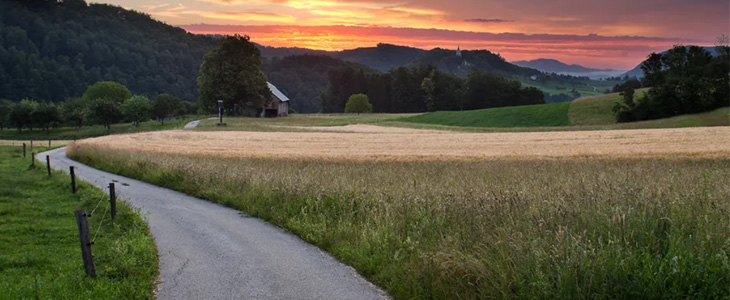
[512,58,626,79]
[512,59,611,73]
[259,43,541,78]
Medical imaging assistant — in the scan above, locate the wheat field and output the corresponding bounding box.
[73,125,729,161]
[67,125,730,299]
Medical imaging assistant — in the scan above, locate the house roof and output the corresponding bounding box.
[267,82,289,102]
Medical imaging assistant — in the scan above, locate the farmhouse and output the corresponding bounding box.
[265,82,289,117]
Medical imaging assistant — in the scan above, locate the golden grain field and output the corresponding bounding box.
[73,125,730,161]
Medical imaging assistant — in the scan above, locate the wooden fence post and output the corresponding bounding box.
[22,143,26,158]
[109,183,116,220]
[30,140,33,152]
[46,155,51,177]
[48,139,51,149]
[70,166,77,193]
[74,210,96,278]
[31,152,35,167]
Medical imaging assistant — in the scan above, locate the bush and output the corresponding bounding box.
[344,94,372,114]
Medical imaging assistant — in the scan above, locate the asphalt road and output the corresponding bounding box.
[40,147,389,300]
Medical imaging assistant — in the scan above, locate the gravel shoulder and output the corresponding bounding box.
[40,147,389,300]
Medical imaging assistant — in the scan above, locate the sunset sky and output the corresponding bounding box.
[97,0,728,70]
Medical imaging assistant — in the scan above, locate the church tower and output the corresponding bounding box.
[456,46,462,57]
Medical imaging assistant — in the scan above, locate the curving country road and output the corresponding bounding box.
[40,147,389,300]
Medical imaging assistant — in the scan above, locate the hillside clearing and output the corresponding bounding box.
[398,102,570,127]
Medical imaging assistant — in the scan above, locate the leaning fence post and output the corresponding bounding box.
[46,155,51,177]
[74,210,96,278]
[70,166,77,193]
[109,183,116,220]
[23,143,26,158]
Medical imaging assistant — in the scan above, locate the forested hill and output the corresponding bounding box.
[260,43,541,77]
[0,0,217,102]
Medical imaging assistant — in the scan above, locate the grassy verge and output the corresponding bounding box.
[0,117,196,140]
[69,144,730,299]
[398,102,570,127]
[0,146,158,299]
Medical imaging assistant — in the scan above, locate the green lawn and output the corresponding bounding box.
[0,117,195,140]
[0,146,158,299]
[398,102,571,127]
[568,89,649,126]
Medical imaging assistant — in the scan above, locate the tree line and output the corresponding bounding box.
[321,65,545,113]
[613,44,729,122]
[0,81,195,133]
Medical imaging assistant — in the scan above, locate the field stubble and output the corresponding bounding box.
[67,126,730,299]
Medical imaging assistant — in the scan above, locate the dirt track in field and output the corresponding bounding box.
[74,125,730,161]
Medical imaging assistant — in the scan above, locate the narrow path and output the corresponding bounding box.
[40,147,389,300]
[183,120,200,129]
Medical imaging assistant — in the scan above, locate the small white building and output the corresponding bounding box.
[264,82,289,117]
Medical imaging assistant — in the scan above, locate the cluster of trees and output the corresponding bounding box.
[322,65,544,113]
[0,0,217,102]
[613,45,729,122]
[261,54,372,113]
[0,81,194,133]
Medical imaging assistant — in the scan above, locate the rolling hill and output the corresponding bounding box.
[400,90,729,129]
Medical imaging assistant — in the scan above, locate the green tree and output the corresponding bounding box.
[88,98,122,130]
[151,94,181,125]
[9,99,36,133]
[421,73,436,112]
[0,99,13,130]
[197,34,269,113]
[61,97,88,130]
[122,95,152,127]
[344,94,373,114]
[83,81,132,104]
[31,101,61,131]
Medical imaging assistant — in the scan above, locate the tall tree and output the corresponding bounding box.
[9,99,35,133]
[31,101,61,131]
[87,98,122,130]
[61,97,87,130]
[197,34,269,113]
[151,94,181,125]
[83,81,131,104]
[122,95,152,127]
[0,99,13,130]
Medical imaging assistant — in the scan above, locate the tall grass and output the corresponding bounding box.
[69,143,730,299]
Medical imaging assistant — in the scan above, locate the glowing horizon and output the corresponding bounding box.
[96,0,729,70]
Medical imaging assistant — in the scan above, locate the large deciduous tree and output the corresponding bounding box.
[88,98,122,130]
[344,94,373,114]
[83,81,132,104]
[122,95,152,127]
[9,99,36,133]
[0,99,13,130]
[151,94,182,125]
[197,34,269,113]
[31,101,61,131]
[61,97,88,130]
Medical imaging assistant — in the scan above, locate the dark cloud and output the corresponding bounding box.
[464,18,514,23]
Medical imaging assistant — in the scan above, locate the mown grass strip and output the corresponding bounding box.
[397,102,571,127]
[0,146,158,299]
